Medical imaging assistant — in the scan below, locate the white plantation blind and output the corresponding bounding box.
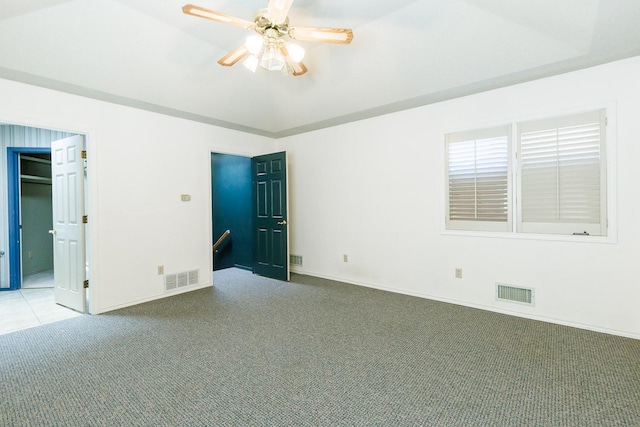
[446,126,510,231]
[518,110,606,235]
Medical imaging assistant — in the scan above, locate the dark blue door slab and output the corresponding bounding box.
[252,152,288,281]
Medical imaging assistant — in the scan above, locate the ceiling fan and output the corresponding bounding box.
[182,1,354,76]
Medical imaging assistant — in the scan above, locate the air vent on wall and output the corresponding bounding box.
[188,270,199,285]
[496,283,535,306]
[177,272,188,288]
[165,270,199,291]
[165,274,177,291]
[290,254,303,266]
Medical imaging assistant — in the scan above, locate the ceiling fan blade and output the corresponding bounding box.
[289,26,354,44]
[280,47,307,76]
[289,61,307,77]
[267,0,294,25]
[288,60,308,77]
[218,45,249,67]
[182,4,254,29]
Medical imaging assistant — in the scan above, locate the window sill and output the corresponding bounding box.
[441,229,617,244]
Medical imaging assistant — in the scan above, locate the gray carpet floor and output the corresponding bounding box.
[1,268,639,426]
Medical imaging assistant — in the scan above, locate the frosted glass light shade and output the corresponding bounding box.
[243,55,259,72]
[245,35,264,55]
[259,46,285,71]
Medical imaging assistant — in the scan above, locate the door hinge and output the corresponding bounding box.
[84,280,89,289]
[81,150,87,159]
[82,215,88,224]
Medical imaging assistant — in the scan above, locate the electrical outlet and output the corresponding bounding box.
[455,268,462,279]
[157,265,164,275]
[343,254,348,263]
[28,251,33,259]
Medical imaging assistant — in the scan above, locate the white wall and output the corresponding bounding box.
[2,57,638,338]
[278,56,640,339]
[0,78,275,313]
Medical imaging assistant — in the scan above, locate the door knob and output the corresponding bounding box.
[277,220,287,225]
[48,229,57,235]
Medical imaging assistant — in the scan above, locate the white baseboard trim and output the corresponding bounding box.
[290,268,640,341]
[96,282,212,314]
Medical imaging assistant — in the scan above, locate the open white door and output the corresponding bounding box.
[51,135,86,312]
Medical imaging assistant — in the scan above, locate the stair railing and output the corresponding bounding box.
[213,230,231,252]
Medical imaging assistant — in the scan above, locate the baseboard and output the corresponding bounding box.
[290,268,640,341]
[96,282,212,314]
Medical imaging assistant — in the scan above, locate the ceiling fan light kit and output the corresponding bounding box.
[182,1,353,76]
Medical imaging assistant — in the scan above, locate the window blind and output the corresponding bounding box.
[446,127,510,231]
[518,110,606,235]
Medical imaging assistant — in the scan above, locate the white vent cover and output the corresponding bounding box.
[177,272,188,288]
[188,270,199,285]
[290,254,303,266]
[165,270,199,291]
[165,274,177,291]
[496,283,535,306]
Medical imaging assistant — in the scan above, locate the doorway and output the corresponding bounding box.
[1,144,85,334]
[18,151,54,289]
[211,151,289,281]
[7,147,53,291]
[211,153,253,271]
[4,130,89,315]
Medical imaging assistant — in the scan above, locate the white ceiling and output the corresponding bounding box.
[1,0,640,138]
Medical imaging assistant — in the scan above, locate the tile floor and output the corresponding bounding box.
[0,271,82,336]
[22,268,56,289]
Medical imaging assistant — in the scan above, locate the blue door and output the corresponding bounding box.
[252,152,288,281]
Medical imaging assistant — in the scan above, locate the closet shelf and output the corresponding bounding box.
[20,174,52,184]
[20,155,51,165]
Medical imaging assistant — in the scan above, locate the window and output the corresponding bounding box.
[445,109,607,237]
[446,126,511,232]
[517,110,607,236]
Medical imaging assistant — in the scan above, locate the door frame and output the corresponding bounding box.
[209,148,290,282]
[7,147,51,291]
[1,118,96,313]
[210,150,254,277]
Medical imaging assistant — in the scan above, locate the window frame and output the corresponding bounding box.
[443,107,613,240]
[516,110,607,236]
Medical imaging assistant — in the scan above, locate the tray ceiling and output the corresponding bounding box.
[1,0,639,137]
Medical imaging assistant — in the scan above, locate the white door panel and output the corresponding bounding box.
[51,135,86,312]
